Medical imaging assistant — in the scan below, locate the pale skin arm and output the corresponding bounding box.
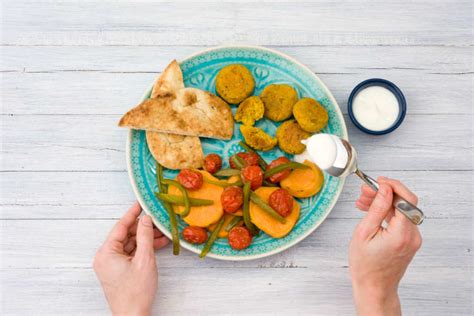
[350,177,423,316]
[93,202,169,316]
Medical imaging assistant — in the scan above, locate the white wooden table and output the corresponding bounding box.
[1,1,472,315]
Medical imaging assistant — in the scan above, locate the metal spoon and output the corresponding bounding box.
[305,135,425,225]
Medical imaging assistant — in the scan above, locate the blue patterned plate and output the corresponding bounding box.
[126,46,347,260]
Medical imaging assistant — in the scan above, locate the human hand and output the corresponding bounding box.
[93,202,169,316]
[350,177,422,316]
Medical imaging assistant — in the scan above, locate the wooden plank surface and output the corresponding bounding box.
[1,0,472,315]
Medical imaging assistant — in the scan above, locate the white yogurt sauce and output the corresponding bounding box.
[298,134,337,170]
[352,86,400,131]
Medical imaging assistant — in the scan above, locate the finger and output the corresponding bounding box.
[361,184,377,198]
[129,221,139,236]
[358,183,393,239]
[154,228,164,238]
[133,215,155,262]
[358,195,374,206]
[355,200,370,211]
[124,236,137,254]
[356,200,395,223]
[105,202,142,245]
[379,177,418,205]
[154,236,170,250]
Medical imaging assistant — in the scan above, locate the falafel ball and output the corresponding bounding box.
[216,64,255,104]
[293,98,329,132]
[260,84,298,121]
[235,96,265,126]
[276,120,311,154]
[240,125,277,151]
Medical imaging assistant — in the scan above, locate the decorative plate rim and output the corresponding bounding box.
[125,45,348,261]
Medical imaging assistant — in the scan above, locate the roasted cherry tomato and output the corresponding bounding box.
[229,152,259,169]
[204,153,222,174]
[228,226,253,250]
[267,156,292,183]
[182,226,208,244]
[241,165,263,190]
[221,186,244,213]
[268,188,294,217]
[177,169,203,190]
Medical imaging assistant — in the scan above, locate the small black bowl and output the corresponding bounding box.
[347,78,406,135]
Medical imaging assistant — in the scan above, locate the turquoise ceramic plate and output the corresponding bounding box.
[126,46,347,260]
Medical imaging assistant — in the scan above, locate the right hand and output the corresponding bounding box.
[349,177,422,315]
[93,202,169,316]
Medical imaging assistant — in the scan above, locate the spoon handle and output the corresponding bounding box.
[355,170,425,225]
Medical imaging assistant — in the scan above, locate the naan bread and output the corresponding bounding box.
[150,60,184,98]
[146,131,203,169]
[134,60,203,169]
[119,87,234,140]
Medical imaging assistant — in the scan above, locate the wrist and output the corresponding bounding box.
[353,283,400,316]
[112,306,151,316]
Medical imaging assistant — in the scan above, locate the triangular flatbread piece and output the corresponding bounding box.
[119,87,234,140]
[150,60,184,98]
[146,131,203,169]
[128,60,204,169]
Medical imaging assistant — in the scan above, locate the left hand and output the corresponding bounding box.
[93,202,169,316]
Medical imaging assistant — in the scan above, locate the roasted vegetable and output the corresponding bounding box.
[243,182,259,236]
[162,179,191,217]
[155,193,213,206]
[249,191,286,224]
[156,163,180,255]
[250,187,300,238]
[280,160,324,198]
[239,141,268,170]
[209,214,241,238]
[200,216,226,258]
[168,170,224,227]
[214,168,242,177]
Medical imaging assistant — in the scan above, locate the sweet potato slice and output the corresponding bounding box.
[280,160,324,198]
[249,187,300,238]
[168,170,224,227]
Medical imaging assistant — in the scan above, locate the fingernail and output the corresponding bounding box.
[142,215,153,227]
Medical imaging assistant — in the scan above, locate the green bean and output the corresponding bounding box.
[243,182,260,236]
[155,193,213,206]
[204,178,243,188]
[263,162,309,179]
[231,154,245,169]
[156,163,165,192]
[225,216,243,232]
[214,168,242,177]
[164,201,180,255]
[156,162,179,255]
[199,216,225,258]
[250,192,286,223]
[239,141,268,169]
[263,180,277,187]
[162,179,191,217]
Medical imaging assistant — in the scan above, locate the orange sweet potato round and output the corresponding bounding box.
[249,187,300,238]
[168,170,224,227]
[280,160,324,198]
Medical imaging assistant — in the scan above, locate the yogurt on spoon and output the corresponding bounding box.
[296,134,339,171]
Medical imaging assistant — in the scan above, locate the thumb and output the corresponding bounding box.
[134,215,155,261]
[358,183,393,239]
